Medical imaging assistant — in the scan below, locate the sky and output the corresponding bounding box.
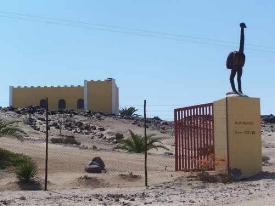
[0,0,274,120]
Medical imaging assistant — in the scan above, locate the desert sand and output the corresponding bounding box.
[0,109,275,205]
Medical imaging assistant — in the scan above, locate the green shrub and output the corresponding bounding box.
[119,107,138,117]
[0,149,30,170]
[0,120,26,140]
[16,160,38,183]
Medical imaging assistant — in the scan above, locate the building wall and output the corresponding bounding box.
[10,79,119,114]
[111,79,119,114]
[11,86,84,111]
[86,79,114,114]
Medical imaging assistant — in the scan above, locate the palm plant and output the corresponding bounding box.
[119,130,168,153]
[119,107,138,117]
[0,120,26,140]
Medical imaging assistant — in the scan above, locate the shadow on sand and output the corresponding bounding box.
[18,180,42,190]
[244,171,275,181]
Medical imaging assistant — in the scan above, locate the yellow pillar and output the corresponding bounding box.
[214,96,262,179]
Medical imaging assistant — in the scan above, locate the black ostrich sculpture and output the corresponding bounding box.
[226,22,247,95]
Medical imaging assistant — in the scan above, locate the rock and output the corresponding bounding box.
[92,157,105,169]
[74,128,81,134]
[84,124,91,130]
[115,133,124,141]
[85,164,102,173]
[85,157,105,173]
[189,199,196,203]
[19,196,26,200]
[76,121,83,128]
[97,133,104,139]
[84,131,90,135]
[90,125,97,130]
[64,122,73,129]
[37,117,45,121]
[95,113,102,120]
[164,152,174,156]
[98,126,105,131]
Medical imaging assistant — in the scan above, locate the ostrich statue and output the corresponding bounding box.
[226,22,247,95]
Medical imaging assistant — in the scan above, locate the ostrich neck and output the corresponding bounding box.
[239,28,245,53]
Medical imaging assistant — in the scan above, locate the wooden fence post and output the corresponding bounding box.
[144,100,148,187]
[44,97,49,191]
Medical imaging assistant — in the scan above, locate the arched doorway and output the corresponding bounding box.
[40,99,48,109]
[77,99,84,110]
[58,99,66,110]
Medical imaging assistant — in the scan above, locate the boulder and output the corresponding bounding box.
[85,157,105,173]
[85,164,102,173]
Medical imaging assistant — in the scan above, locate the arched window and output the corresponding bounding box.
[77,99,84,110]
[58,99,66,110]
[40,99,48,109]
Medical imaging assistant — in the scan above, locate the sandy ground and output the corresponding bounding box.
[0,137,176,190]
[0,111,275,205]
[0,171,275,205]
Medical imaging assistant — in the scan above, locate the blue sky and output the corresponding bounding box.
[0,1,274,120]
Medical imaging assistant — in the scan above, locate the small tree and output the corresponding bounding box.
[0,120,26,140]
[119,107,138,118]
[118,130,168,153]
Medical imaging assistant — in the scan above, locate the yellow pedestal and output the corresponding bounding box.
[214,96,262,179]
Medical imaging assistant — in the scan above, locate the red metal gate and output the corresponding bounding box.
[174,103,214,171]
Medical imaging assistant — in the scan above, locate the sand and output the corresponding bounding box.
[0,111,275,205]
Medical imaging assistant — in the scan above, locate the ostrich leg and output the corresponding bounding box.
[230,70,238,93]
